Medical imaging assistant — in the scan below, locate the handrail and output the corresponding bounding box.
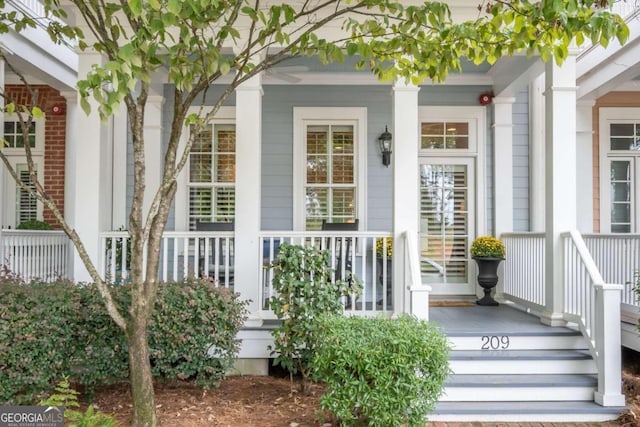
[562,230,625,406]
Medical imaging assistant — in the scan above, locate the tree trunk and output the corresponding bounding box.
[127,317,157,427]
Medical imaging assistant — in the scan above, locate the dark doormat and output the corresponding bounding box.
[429,301,476,307]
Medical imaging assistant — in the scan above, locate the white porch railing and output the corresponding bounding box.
[583,233,640,308]
[0,229,70,282]
[501,232,546,311]
[562,230,625,407]
[100,231,235,287]
[611,0,640,20]
[259,231,393,315]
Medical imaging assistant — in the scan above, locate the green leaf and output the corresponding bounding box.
[129,0,142,16]
[80,97,91,115]
[168,0,182,15]
[31,106,44,118]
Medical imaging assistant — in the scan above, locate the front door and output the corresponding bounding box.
[417,106,485,296]
[419,158,475,294]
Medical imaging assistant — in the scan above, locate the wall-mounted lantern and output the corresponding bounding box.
[378,126,392,167]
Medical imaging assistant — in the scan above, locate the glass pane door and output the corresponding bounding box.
[606,157,639,233]
[419,159,475,294]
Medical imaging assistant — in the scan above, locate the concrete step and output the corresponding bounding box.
[430,401,626,423]
[441,374,597,401]
[447,330,588,350]
[449,349,597,374]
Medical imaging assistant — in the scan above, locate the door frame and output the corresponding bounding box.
[418,106,487,296]
[599,107,640,233]
[419,157,477,295]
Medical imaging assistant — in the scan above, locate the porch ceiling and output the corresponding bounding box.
[576,10,640,100]
[2,28,77,92]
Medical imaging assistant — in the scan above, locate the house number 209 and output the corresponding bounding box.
[481,336,510,350]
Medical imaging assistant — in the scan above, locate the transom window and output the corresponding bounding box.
[188,123,236,230]
[609,122,640,151]
[421,122,469,150]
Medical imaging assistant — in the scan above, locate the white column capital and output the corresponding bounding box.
[59,91,77,103]
[577,99,596,108]
[492,96,516,105]
[236,73,263,93]
[393,80,421,93]
[147,94,165,105]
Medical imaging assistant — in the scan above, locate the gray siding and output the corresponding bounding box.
[147,83,508,234]
[513,89,530,232]
[261,85,393,231]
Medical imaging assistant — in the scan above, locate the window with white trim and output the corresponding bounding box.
[187,122,236,230]
[1,117,44,229]
[599,108,640,233]
[293,108,367,231]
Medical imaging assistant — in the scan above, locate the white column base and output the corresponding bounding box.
[594,391,625,407]
[410,285,431,320]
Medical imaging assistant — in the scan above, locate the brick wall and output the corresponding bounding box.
[5,85,66,228]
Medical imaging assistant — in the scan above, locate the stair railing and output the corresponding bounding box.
[501,232,546,311]
[404,230,431,320]
[562,229,625,406]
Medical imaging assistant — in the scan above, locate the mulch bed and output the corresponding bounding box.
[86,349,640,426]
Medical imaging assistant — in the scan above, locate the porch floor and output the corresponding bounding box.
[429,303,575,335]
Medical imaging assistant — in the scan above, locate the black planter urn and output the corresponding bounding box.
[473,256,503,306]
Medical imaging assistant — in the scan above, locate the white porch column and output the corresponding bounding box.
[112,104,128,229]
[493,97,515,302]
[493,97,515,236]
[542,54,577,326]
[66,52,110,282]
[529,74,546,231]
[234,74,263,325]
[392,82,421,316]
[142,95,164,218]
[576,100,595,233]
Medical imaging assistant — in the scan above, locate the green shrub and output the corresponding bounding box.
[268,242,361,392]
[0,280,83,404]
[16,220,53,230]
[73,284,129,392]
[149,279,249,387]
[0,278,248,404]
[312,315,450,427]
